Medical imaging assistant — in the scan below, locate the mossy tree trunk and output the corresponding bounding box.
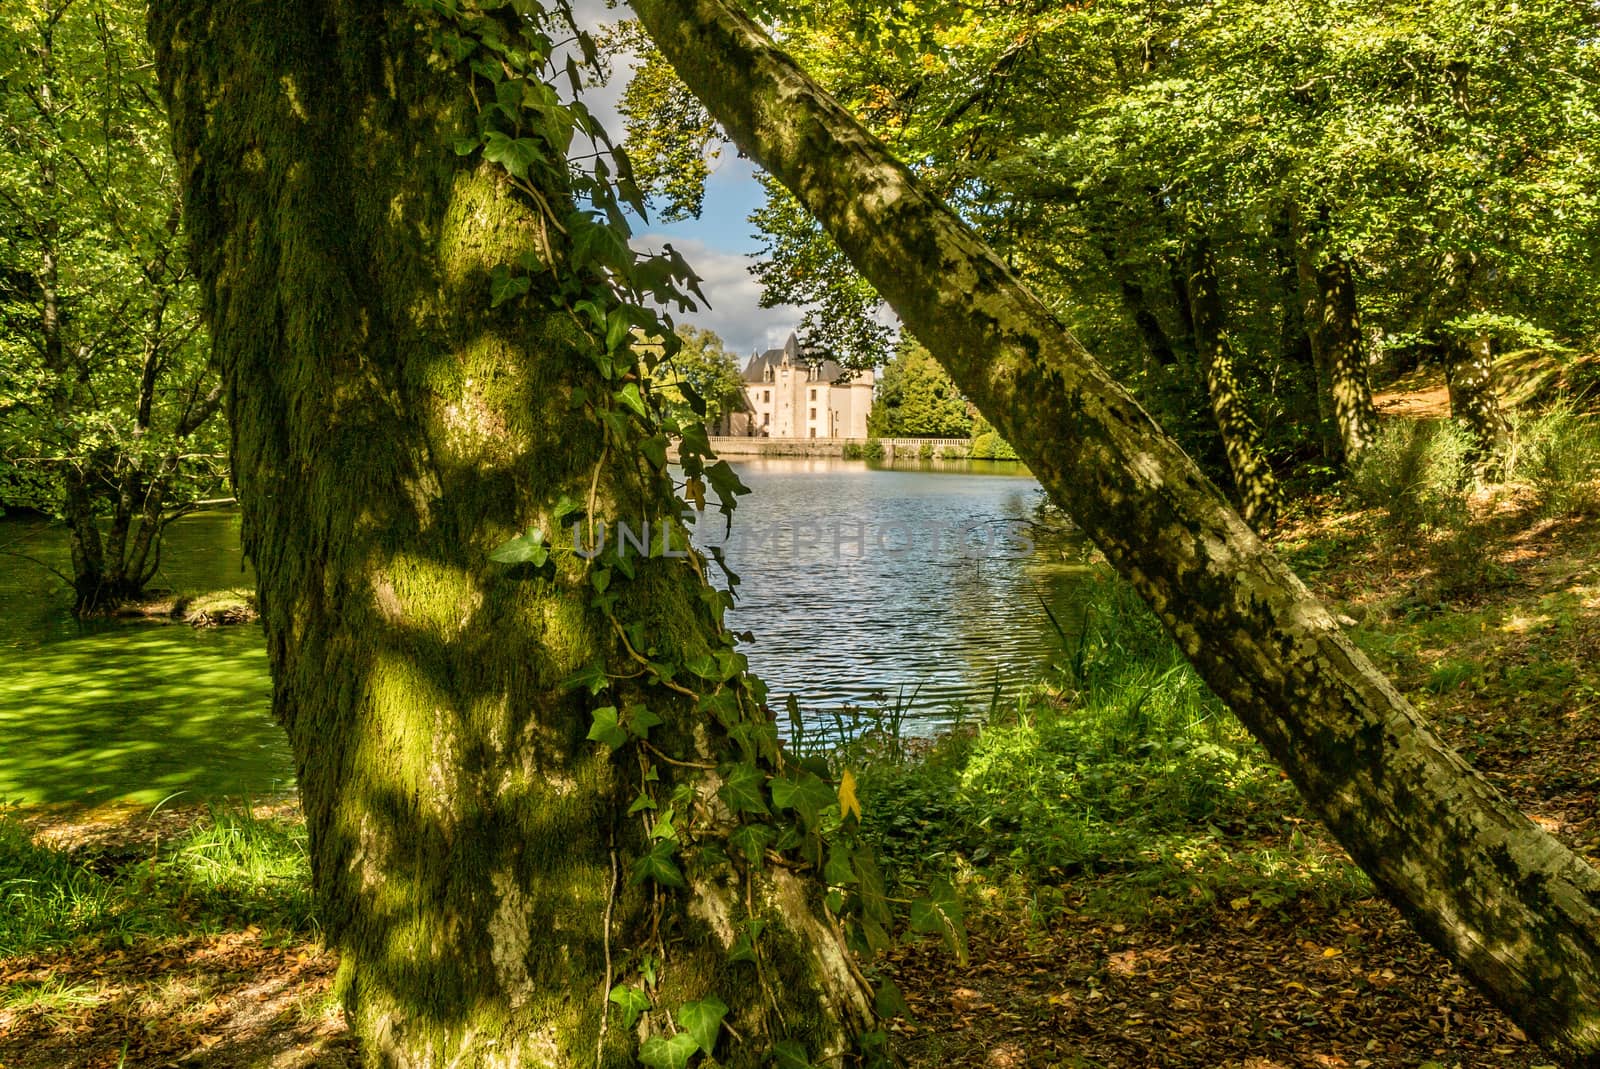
[1295,237,1378,468]
[1182,236,1281,530]
[151,4,869,1066]
[633,0,1600,1062]
[1437,251,1511,469]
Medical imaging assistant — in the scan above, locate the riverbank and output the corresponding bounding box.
[702,435,980,460]
[96,589,258,628]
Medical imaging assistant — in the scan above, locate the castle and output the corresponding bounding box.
[720,333,875,439]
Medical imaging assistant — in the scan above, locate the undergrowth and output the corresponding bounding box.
[832,571,1368,923]
[0,804,314,956]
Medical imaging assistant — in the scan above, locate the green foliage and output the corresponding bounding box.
[649,325,748,428]
[0,0,225,598]
[1347,419,1516,601]
[605,21,718,222]
[1510,402,1600,517]
[869,341,971,439]
[855,572,1291,878]
[1348,420,1475,537]
[618,0,1600,484]
[967,416,1019,461]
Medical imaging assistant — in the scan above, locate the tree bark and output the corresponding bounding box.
[152,3,869,1066]
[1294,231,1378,468]
[632,0,1600,1062]
[1182,237,1281,530]
[1438,251,1511,469]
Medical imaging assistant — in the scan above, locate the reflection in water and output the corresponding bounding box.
[696,457,1089,726]
[1,459,1089,802]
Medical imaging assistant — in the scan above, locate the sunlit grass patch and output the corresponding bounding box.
[0,815,153,954]
[0,804,315,957]
[0,977,107,1026]
[166,805,315,935]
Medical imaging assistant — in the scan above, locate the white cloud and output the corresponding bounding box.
[632,235,798,357]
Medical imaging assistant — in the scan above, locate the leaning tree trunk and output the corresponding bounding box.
[1183,237,1281,530]
[633,0,1600,1062]
[152,4,870,1066]
[1295,240,1378,468]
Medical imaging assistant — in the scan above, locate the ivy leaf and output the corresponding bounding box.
[824,840,856,886]
[649,810,677,841]
[482,131,544,178]
[630,840,686,888]
[854,848,891,929]
[640,433,669,471]
[874,978,909,1019]
[489,528,547,565]
[717,763,770,815]
[837,768,862,823]
[489,265,531,307]
[608,983,649,1030]
[769,771,835,831]
[909,877,968,964]
[551,494,584,524]
[677,995,728,1055]
[616,382,649,419]
[606,310,634,354]
[679,421,713,457]
[859,916,891,955]
[771,1039,818,1069]
[559,662,608,695]
[626,704,664,740]
[728,822,775,866]
[729,918,766,963]
[638,1032,699,1069]
[586,706,627,750]
[705,459,751,524]
[627,792,657,816]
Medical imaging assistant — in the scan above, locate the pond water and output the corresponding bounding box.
[0,457,1091,804]
[698,457,1090,721]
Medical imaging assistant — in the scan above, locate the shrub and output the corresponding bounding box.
[1510,401,1600,516]
[1348,419,1474,536]
[969,431,1020,461]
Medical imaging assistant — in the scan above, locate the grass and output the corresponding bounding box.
[0,803,314,957]
[0,977,106,1025]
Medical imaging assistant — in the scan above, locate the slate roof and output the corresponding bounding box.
[740,333,857,385]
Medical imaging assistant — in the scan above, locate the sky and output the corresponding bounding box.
[567,1,803,358]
